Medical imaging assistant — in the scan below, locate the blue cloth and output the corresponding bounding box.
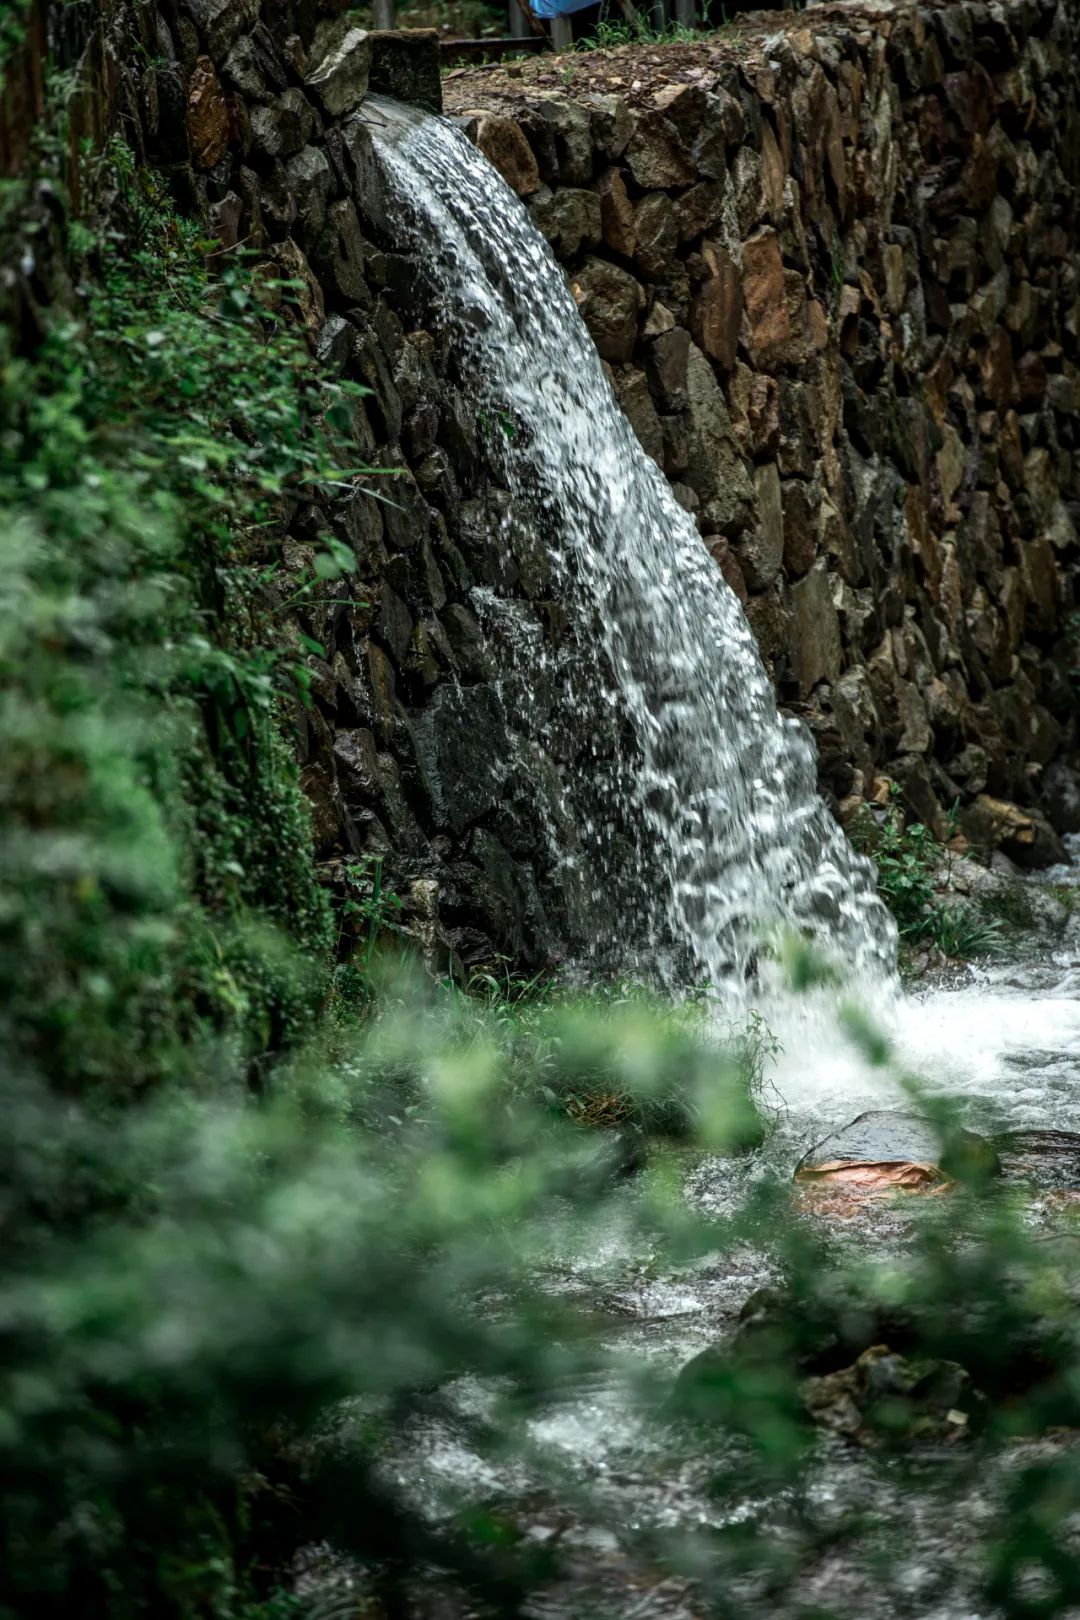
[528,0,596,16]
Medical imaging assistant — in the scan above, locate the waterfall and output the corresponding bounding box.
[355,97,896,990]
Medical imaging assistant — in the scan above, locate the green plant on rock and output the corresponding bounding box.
[0,135,379,1103]
[850,793,1005,960]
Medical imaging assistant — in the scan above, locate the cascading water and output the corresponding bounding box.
[355,97,896,990]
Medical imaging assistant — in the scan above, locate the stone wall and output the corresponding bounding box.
[444,0,1080,862]
[10,0,1080,979]
[82,0,577,971]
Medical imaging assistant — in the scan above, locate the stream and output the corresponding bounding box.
[347,847,1080,1620]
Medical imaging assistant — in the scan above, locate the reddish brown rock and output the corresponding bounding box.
[742,228,812,369]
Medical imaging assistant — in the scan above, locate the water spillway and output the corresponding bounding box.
[356,98,895,989]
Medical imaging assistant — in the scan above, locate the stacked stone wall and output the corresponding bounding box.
[446,0,1080,860]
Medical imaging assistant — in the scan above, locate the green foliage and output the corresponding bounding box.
[574,11,698,51]
[850,794,1006,960]
[0,139,385,1103]
[0,971,769,1618]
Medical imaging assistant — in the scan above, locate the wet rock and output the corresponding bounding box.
[249,88,318,160]
[789,561,841,695]
[741,463,784,590]
[993,1130,1080,1192]
[802,1346,980,1444]
[518,94,593,186]
[632,192,677,282]
[313,198,368,305]
[529,186,600,259]
[593,166,636,258]
[624,110,695,189]
[286,144,335,243]
[1042,760,1080,835]
[221,26,288,102]
[683,343,754,536]
[182,0,259,61]
[368,29,441,114]
[689,242,741,370]
[644,326,690,413]
[795,1110,1001,1187]
[613,366,662,464]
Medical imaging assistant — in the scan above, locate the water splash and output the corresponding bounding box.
[355,98,895,989]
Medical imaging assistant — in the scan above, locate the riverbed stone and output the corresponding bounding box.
[796,1110,1001,1184]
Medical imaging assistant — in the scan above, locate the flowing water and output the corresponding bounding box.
[342,100,1080,1619]
[356,97,894,991]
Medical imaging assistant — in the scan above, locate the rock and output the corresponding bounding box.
[412,683,506,835]
[313,198,369,305]
[570,257,643,364]
[266,239,324,332]
[682,342,754,535]
[221,26,289,102]
[802,1346,980,1444]
[689,242,741,370]
[587,92,633,161]
[368,29,441,113]
[593,166,636,258]
[742,227,813,369]
[962,794,1068,868]
[249,87,319,160]
[674,180,725,242]
[285,144,336,243]
[187,54,228,169]
[518,94,593,186]
[624,110,695,189]
[181,0,259,61]
[789,560,841,694]
[467,112,539,196]
[306,20,371,117]
[1042,760,1080,835]
[993,1130,1080,1192]
[612,366,662,464]
[741,463,783,589]
[795,1110,1000,1190]
[632,192,677,282]
[644,326,690,413]
[529,186,600,259]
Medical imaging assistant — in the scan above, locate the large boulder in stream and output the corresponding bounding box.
[794,1110,1000,1197]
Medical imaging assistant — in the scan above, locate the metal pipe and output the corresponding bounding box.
[373,0,396,29]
